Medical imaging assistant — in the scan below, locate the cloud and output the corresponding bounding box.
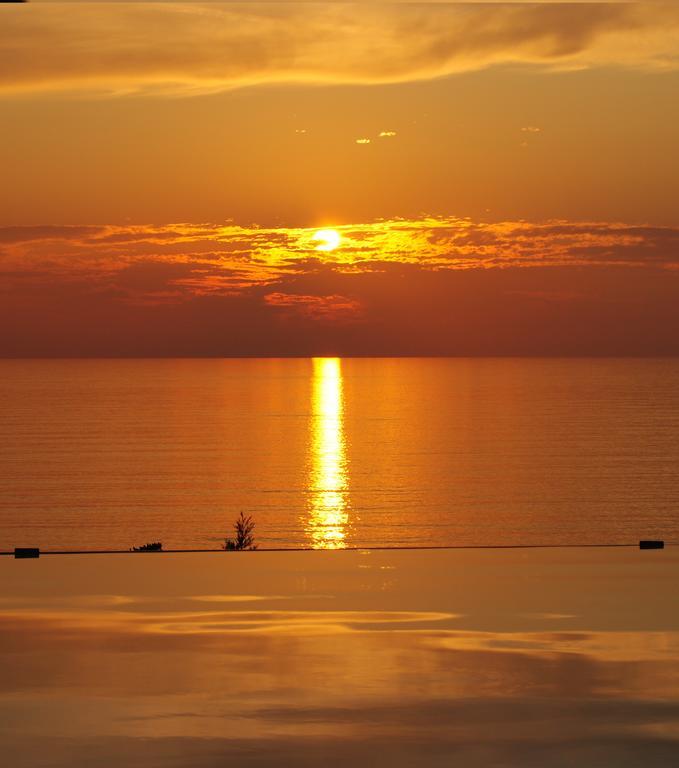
[2,217,679,298]
[265,292,363,322]
[1,4,678,96]
[2,216,679,355]
[0,225,101,244]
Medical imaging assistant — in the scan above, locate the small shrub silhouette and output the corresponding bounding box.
[224,512,257,551]
[131,542,163,552]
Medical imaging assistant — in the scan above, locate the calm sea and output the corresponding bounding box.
[1,358,678,551]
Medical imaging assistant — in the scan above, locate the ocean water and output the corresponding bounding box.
[1,357,678,551]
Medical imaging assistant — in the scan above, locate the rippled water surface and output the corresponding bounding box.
[1,358,678,550]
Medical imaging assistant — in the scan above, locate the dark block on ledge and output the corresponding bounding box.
[639,540,664,550]
[14,548,40,559]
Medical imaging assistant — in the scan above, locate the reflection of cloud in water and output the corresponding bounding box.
[0,608,461,638]
[2,548,679,767]
[3,606,679,767]
[428,630,679,663]
[189,594,307,603]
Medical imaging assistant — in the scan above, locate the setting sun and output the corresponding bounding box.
[2,4,679,766]
[312,229,341,251]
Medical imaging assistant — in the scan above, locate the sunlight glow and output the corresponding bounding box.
[312,229,341,252]
[307,357,349,549]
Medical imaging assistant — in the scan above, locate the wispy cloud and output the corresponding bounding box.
[265,292,363,322]
[1,4,678,97]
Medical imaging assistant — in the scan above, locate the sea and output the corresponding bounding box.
[1,358,678,551]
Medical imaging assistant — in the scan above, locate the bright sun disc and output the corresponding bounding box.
[312,229,341,251]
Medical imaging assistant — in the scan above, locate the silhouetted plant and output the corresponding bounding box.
[224,512,257,551]
[131,542,163,552]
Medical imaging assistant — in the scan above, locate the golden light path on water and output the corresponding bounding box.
[307,357,349,549]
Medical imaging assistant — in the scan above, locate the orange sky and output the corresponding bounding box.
[1,2,678,355]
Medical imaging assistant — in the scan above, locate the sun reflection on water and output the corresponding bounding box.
[307,357,349,549]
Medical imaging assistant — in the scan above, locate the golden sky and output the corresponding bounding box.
[1,2,678,355]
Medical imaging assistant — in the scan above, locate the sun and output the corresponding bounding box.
[312,229,341,252]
